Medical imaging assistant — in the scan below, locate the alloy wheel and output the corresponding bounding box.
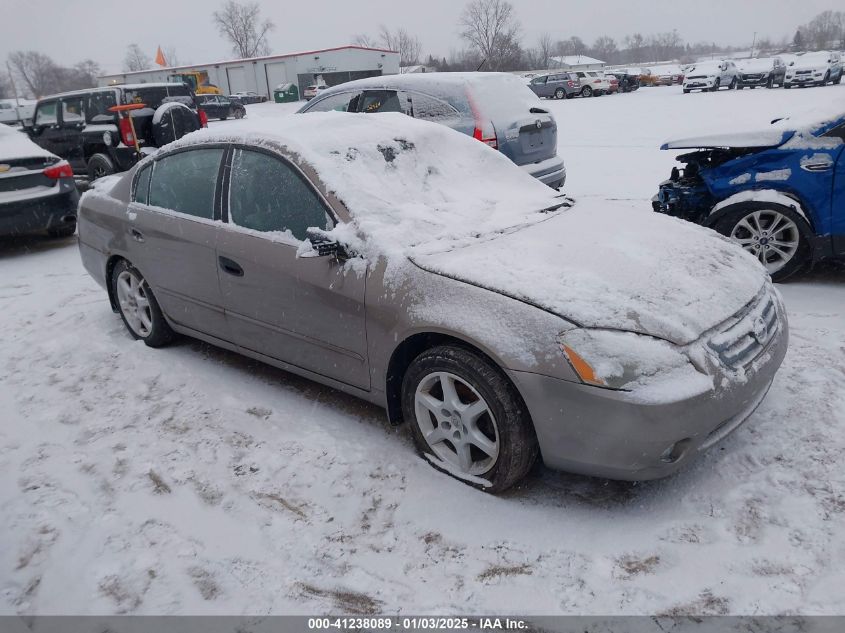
[413,371,499,476]
[116,270,153,337]
[730,209,800,275]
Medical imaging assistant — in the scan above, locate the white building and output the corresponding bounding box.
[548,55,606,71]
[99,45,400,99]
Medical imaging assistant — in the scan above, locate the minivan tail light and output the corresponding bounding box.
[198,109,208,128]
[118,117,135,146]
[567,80,576,88]
[43,161,73,179]
[466,89,498,150]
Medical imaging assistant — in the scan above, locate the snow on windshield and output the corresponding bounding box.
[171,112,563,264]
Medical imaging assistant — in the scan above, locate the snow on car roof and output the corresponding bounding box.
[170,112,563,262]
[737,58,776,71]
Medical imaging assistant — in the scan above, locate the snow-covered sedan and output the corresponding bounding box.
[682,60,740,93]
[736,57,787,89]
[0,123,79,237]
[653,104,845,280]
[784,51,843,88]
[77,114,787,492]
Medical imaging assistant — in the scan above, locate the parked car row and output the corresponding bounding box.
[527,70,628,99]
[682,52,843,93]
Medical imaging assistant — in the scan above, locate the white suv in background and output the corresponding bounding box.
[573,71,611,97]
[784,51,843,88]
[682,60,740,93]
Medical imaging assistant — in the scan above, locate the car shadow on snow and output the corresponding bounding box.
[0,234,77,260]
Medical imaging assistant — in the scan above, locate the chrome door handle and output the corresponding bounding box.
[130,228,145,242]
[800,162,833,172]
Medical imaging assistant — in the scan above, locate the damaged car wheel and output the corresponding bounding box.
[714,202,809,282]
[401,345,538,492]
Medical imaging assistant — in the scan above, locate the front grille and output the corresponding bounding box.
[687,75,706,79]
[708,289,779,369]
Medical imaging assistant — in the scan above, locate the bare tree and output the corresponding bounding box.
[591,36,618,63]
[801,10,844,50]
[353,33,376,48]
[124,44,152,72]
[378,26,422,68]
[8,51,98,97]
[459,0,521,71]
[535,32,554,69]
[212,1,274,58]
[0,75,11,99]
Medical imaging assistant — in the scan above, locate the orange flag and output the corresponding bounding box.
[155,46,167,67]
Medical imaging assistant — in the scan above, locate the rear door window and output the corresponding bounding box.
[87,91,117,123]
[358,90,411,115]
[60,96,85,125]
[228,149,332,240]
[305,91,362,113]
[148,148,224,219]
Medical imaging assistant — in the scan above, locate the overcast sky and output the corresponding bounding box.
[1,0,837,74]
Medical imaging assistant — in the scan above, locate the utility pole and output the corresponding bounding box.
[751,31,757,58]
[5,61,23,124]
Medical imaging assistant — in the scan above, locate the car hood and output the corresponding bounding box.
[410,201,767,345]
[0,126,56,162]
[661,129,794,150]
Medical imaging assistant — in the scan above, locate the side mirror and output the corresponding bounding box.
[301,228,344,259]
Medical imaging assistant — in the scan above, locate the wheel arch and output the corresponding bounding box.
[384,330,531,428]
[705,191,816,236]
[105,254,127,312]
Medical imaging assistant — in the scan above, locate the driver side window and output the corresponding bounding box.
[35,101,57,126]
[228,149,333,241]
[305,91,361,113]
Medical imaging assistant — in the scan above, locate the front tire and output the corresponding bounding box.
[729,77,737,89]
[713,202,810,282]
[401,345,538,493]
[554,88,565,99]
[87,153,115,180]
[111,260,175,347]
[711,78,720,91]
[580,86,593,98]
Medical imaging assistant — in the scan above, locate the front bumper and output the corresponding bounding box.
[739,74,769,86]
[785,75,823,86]
[521,155,566,189]
[0,179,79,236]
[683,80,714,90]
[507,312,788,481]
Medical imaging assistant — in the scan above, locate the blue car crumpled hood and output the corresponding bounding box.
[661,129,795,150]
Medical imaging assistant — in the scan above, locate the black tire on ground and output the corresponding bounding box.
[87,153,115,180]
[581,86,593,98]
[401,345,538,493]
[713,201,811,282]
[110,259,176,348]
[711,78,720,91]
[234,109,245,119]
[47,225,76,238]
[766,76,774,88]
[683,89,690,94]
[220,116,227,121]
[729,77,737,89]
[834,72,842,85]
[554,88,565,99]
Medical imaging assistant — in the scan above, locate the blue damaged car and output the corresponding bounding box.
[653,108,845,281]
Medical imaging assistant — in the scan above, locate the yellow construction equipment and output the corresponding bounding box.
[167,70,221,95]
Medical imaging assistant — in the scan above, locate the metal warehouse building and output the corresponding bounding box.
[98,45,400,99]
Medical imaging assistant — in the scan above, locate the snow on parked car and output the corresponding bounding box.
[78,112,787,491]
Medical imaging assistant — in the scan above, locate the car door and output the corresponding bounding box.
[215,146,370,390]
[58,94,86,170]
[826,123,845,255]
[529,75,548,97]
[27,100,65,156]
[127,146,231,341]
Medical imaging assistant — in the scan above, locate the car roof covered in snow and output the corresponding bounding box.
[0,123,55,162]
[166,112,563,258]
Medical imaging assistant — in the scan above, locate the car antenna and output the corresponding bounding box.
[476,58,487,72]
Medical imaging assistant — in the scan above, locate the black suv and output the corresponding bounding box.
[25,83,205,179]
[196,94,246,121]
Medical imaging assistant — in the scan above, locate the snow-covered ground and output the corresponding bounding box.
[1,85,844,616]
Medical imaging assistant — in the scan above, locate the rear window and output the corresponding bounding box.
[148,148,223,219]
[88,91,118,123]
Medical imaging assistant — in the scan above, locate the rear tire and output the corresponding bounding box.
[729,77,737,89]
[401,345,538,493]
[111,260,175,347]
[713,202,810,282]
[683,89,690,94]
[234,109,245,119]
[580,86,593,98]
[87,153,115,180]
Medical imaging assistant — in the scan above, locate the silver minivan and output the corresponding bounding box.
[298,72,566,189]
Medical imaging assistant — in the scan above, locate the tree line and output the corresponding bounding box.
[2,1,842,99]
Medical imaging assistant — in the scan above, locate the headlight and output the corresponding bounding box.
[559,330,713,399]
[102,131,113,146]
